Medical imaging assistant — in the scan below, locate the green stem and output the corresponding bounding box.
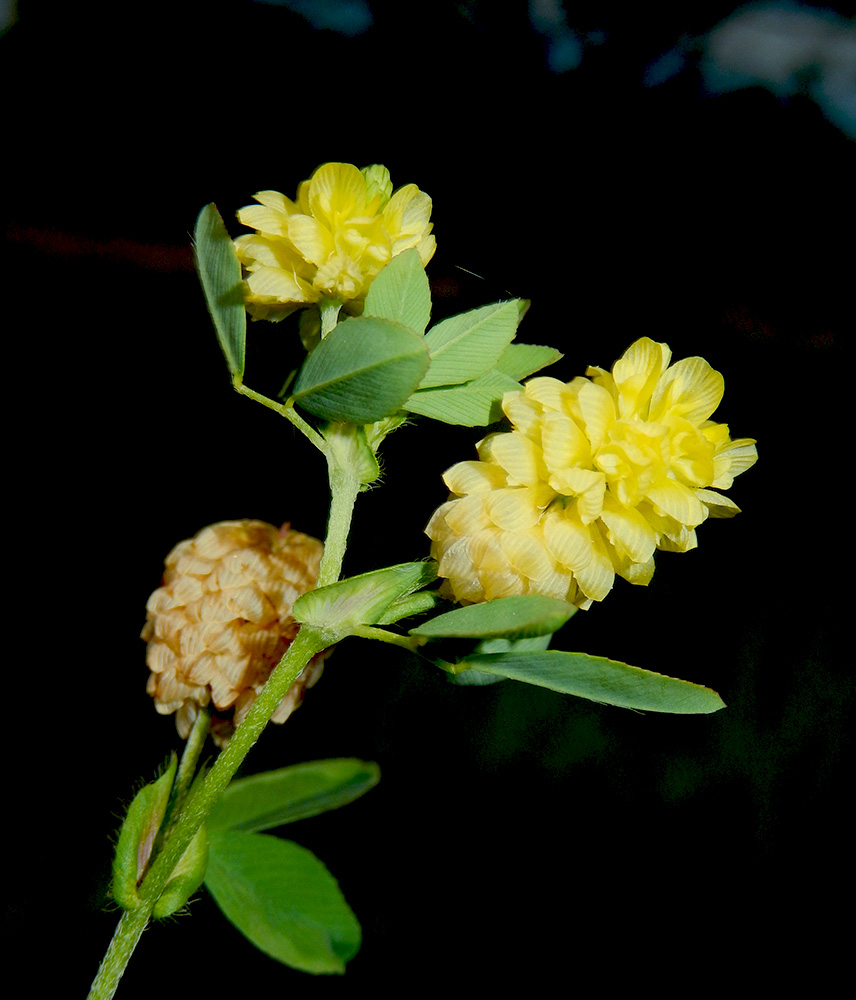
[350,624,421,652]
[317,460,361,587]
[233,378,326,452]
[87,627,331,1000]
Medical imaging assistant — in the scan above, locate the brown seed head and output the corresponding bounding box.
[142,520,326,746]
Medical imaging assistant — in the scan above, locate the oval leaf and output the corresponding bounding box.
[295,561,437,632]
[205,831,361,974]
[411,595,576,641]
[419,300,521,388]
[363,248,431,334]
[292,316,430,423]
[457,649,725,714]
[208,759,380,834]
[194,204,246,378]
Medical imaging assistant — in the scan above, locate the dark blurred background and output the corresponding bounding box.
[3,0,853,993]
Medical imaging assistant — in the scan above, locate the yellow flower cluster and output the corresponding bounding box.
[142,520,327,746]
[426,338,758,609]
[235,162,436,322]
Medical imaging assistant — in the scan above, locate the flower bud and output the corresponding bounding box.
[142,520,326,746]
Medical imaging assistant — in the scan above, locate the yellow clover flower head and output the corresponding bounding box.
[426,337,758,609]
[234,162,436,322]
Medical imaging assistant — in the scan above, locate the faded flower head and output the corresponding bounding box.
[426,337,758,609]
[234,162,436,322]
[142,520,326,746]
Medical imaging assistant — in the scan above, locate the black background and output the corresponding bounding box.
[3,1,853,993]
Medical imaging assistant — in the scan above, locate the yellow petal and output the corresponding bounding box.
[443,460,507,495]
[609,337,672,419]
[649,356,724,425]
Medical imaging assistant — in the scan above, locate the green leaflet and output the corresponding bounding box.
[194,204,246,379]
[494,342,563,380]
[292,316,430,424]
[205,831,361,975]
[208,759,381,834]
[456,649,726,714]
[410,595,576,641]
[418,300,521,388]
[404,369,522,426]
[363,248,431,334]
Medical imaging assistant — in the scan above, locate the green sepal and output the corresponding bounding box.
[410,595,576,641]
[205,831,361,974]
[208,758,380,834]
[363,248,431,335]
[294,561,437,633]
[322,422,380,487]
[403,369,522,426]
[454,649,726,714]
[111,754,177,911]
[153,824,209,919]
[292,316,430,424]
[418,300,521,389]
[194,204,246,379]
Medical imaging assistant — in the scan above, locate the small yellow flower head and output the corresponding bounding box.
[142,520,327,746]
[234,162,436,322]
[426,338,758,609]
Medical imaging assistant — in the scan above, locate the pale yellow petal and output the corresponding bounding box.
[645,479,708,528]
[649,356,724,425]
[608,337,672,419]
[308,162,366,225]
[443,460,508,495]
[484,487,541,531]
[287,215,336,267]
[485,431,544,486]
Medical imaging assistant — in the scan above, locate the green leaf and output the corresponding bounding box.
[455,649,726,714]
[494,343,563,380]
[444,634,553,686]
[363,248,431,334]
[208,759,380,834]
[111,755,177,911]
[292,316,430,423]
[403,369,522,426]
[410,595,576,641]
[419,300,521,388]
[294,562,437,632]
[205,831,361,974]
[194,204,246,378]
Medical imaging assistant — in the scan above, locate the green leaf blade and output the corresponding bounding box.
[419,300,521,388]
[458,649,725,714]
[205,832,361,974]
[208,759,380,834]
[494,343,563,380]
[404,369,522,426]
[410,595,576,641]
[363,248,431,334]
[194,204,246,378]
[292,316,430,423]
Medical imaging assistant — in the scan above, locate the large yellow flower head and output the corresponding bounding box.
[426,337,758,609]
[234,162,436,322]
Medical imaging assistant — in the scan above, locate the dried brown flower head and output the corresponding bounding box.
[142,520,326,746]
